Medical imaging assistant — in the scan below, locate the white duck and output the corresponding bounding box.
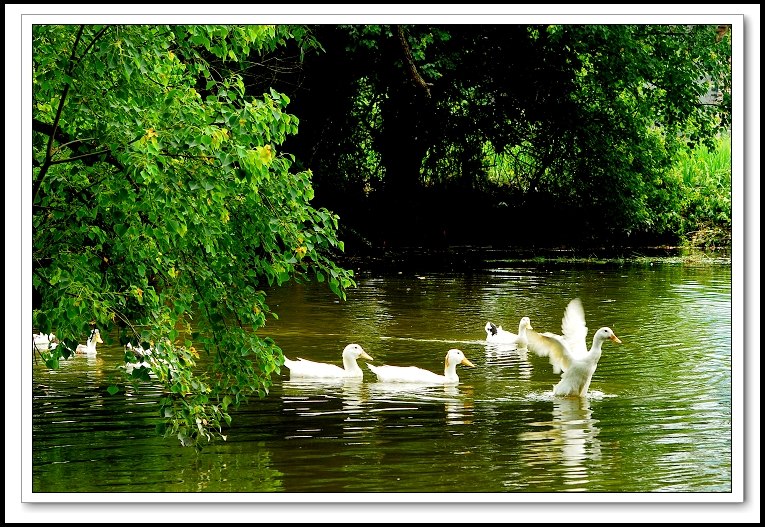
[526,298,622,397]
[283,343,373,379]
[367,348,475,385]
[124,342,155,375]
[33,332,58,351]
[485,317,533,348]
[75,328,103,356]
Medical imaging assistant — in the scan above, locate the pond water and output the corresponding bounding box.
[30,256,736,498]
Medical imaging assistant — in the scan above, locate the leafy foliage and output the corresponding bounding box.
[32,24,354,448]
[285,24,732,248]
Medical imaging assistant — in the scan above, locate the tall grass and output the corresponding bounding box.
[673,132,732,248]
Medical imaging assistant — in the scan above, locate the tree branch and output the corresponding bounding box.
[34,25,85,201]
[32,118,126,170]
[395,25,432,98]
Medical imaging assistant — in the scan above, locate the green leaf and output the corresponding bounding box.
[107,385,120,395]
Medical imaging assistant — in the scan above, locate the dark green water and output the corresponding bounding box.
[31,258,735,495]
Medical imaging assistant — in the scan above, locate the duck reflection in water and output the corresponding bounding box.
[483,342,534,380]
[281,377,369,416]
[518,397,601,491]
[367,382,475,426]
[443,384,474,426]
[280,377,371,441]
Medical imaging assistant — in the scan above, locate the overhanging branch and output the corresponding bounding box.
[395,25,432,98]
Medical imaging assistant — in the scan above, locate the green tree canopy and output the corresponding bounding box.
[32,24,355,448]
[284,24,732,247]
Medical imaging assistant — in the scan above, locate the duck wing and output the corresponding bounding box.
[526,329,576,374]
[560,298,589,357]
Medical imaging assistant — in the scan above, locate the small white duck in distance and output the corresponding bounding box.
[367,348,475,385]
[75,328,103,356]
[526,298,622,397]
[485,317,533,348]
[283,343,373,379]
[33,332,58,351]
[124,342,156,376]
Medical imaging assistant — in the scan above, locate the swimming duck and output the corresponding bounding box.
[526,298,622,397]
[126,341,154,359]
[75,328,103,356]
[33,332,58,351]
[124,342,156,376]
[283,343,373,379]
[367,348,475,385]
[485,317,533,348]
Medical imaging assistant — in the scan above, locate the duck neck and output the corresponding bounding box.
[588,338,605,362]
[86,339,96,353]
[342,355,361,374]
[443,359,459,383]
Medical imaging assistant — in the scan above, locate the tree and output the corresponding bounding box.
[32,24,355,448]
[285,24,732,248]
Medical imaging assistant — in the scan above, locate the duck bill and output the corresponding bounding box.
[461,358,476,368]
[360,351,373,361]
[610,334,622,344]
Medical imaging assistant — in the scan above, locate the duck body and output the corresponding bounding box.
[283,344,372,379]
[485,317,533,348]
[75,328,103,356]
[367,348,475,385]
[124,342,157,376]
[526,298,621,397]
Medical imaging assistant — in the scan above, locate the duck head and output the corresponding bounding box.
[342,343,373,362]
[485,322,498,337]
[445,348,475,370]
[594,327,621,345]
[90,328,104,344]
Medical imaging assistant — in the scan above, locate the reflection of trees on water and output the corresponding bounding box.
[33,353,109,408]
[517,397,601,491]
[178,444,284,492]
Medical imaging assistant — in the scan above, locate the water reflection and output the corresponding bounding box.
[518,396,601,492]
[32,260,733,493]
[483,343,534,379]
[281,377,367,414]
[443,384,474,426]
[367,382,475,427]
